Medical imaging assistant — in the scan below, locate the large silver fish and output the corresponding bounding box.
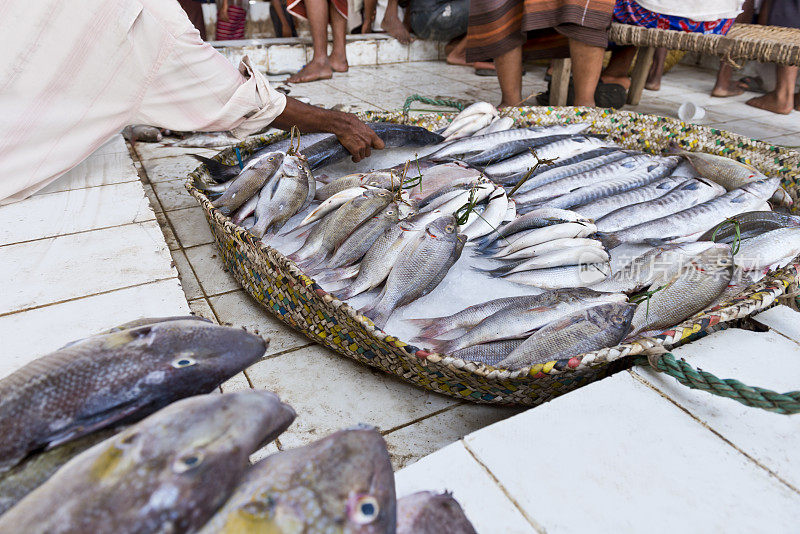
[451,340,525,366]
[362,216,466,329]
[198,426,395,534]
[0,391,296,534]
[485,246,609,276]
[0,318,267,474]
[251,155,313,239]
[572,175,688,221]
[485,136,611,178]
[397,491,476,534]
[627,244,733,337]
[734,227,800,274]
[502,263,611,289]
[696,210,800,244]
[595,178,726,232]
[423,288,626,354]
[497,303,637,369]
[315,170,400,201]
[598,176,780,248]
[212,152,284,215]
[476,208,592,250]
[495,147,628,188]
[672,148,771,191]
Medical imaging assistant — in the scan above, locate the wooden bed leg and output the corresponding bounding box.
[627,46,655,105]
[549,58,572,106]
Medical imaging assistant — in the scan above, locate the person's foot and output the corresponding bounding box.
[287,60,333,83]
[711,84,745,97]
[644,80,660,91]
[746,91,794,114]
[381,11,413,44]
[600,74,630,90]
[329,53,348,73]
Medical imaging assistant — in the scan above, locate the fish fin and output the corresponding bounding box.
[46,400,144,450]
[594,231,622,250]
[192,155,240,183]
[413,336,450,353]
[406,318,449,339]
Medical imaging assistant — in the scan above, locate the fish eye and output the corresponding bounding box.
[444,224,455,233]
[171,356,197,368]
[351,496,380,524]
[173,452,204,473]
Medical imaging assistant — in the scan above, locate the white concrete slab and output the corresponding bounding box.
[0,279,189,378]
[0,221,176,315]
[395,441,537,534]
[34,152,139,195]
[754,305,800,344]
[461,372,800,533]
[635,328,800,490]
[0,181,154,246]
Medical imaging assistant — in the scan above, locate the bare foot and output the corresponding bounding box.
[711,85,745,97]
[474,61,495,71]
[287,60,333,83]
[381,11,413,44]
[329,54,348,73]
[600,74,631,90]
[645,79,661,91]
[746,92,794,114]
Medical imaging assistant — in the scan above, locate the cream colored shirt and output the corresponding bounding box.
[635,0,745,21]
[0,0,287,204]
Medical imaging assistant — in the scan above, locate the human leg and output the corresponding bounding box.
[746,65,799,114]
[601,46,636,90]
[495,45,523,107]
[287,0,333,83]
[329,2,349,72]
[381,0,413,44]
[571,39,605,106]
[644,47,667,90]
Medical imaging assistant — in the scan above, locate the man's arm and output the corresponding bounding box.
[270,97,385,162]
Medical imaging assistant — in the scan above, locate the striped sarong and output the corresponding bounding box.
[287,0,348,20]
[215,5,247,40]
[467,0,614,62]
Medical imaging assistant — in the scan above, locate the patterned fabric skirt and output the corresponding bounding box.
[613,0,735,35]
[287,0,347,20]
[466,0,614,63]
[216,5,248,40]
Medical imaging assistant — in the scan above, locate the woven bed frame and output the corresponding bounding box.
[549,23,800,106]
[186,107,800,407]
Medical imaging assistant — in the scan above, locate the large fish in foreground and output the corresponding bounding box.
[198,426,396,534]
[0,392,296,534]
[497,303,637,370]
[0,318,267,474]
[396,491,476,534]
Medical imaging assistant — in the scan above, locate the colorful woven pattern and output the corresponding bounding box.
[185,107,800,406]
[613,0,735,35]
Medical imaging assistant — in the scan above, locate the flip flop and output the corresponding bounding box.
[535,80,626,109]
[737,76,767,94]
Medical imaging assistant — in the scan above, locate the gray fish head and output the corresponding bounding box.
[102,392,294,526]
[251,151,285,172]
[363,187,394,202]
[110,320,267,403]
[397,491,476,534]
[256,427,396,533]
[589,302,637,334]
[425,215,459,241]
[695,243,734,275]
[380,203,400,223]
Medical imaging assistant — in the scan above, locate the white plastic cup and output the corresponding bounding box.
[678,102,705,122]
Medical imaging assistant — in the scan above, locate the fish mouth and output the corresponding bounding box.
[426,229,438,238]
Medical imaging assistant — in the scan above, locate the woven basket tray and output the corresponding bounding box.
[186,107,800,406]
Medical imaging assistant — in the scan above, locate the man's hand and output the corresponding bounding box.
[331,112,385,162]
[219,0,230,22]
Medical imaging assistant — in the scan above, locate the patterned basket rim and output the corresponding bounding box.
[185,106,800,383]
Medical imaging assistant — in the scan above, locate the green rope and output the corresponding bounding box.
[402,95,465,115]
[634,352,800,415]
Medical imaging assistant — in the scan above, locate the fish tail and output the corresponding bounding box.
[405,318,448,339]
[192,155,240,183]
[412,335,452,353]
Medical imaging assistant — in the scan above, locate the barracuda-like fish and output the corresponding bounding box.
[592,242,716,293]
[497,303,636,369]
[485,136,611,178]
[595,178,726,232]
[477,208,592,250]
[493,147,628,188]
[696,210,800,243]
[324,203,400,270]
[572,175,688,221]
[525,158,680,211]
[0,318,267,474]
[451,340,525,366]
[627,244,733,338]
[251,155,313,239]
[397,491,476,534]
[422,289,626,354]
[291,189,393,263]
[211,152,284,215]
[485,246,609,276]
[597,176,780,248]
[502,263,611,289]
[512,154,654,206]
[492,222,598,256]
[491,237,603,261]
[0,392,296,534]
[362,216,466,329]
[198,426,395,534]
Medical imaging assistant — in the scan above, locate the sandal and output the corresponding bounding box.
[535,80,627,109]
[737,76,767,94]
